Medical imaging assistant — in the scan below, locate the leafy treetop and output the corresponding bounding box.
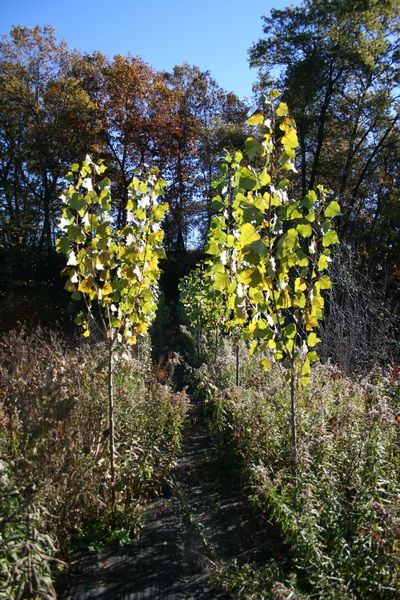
[57,156,168,345]
[205,92,340,383]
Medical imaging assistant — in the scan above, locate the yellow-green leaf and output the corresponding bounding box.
[297,223,312,238]
[276,102,289,117]
[307,332,320,347]
[317,254,329,271]
[325,201,341,218]
[247,112,264,126]
[281,128,298,149]
[78,278,94,294]
[322,230,339,247]
[213,269,229,291]
[319,274,332,289]
[238,223,260,248]
[295,277,306,292]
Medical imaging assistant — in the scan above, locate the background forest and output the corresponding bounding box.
[1,0,399,341]
[0,0,399,598]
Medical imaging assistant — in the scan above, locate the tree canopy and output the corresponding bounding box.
[0,25,247,283]
[0,6,399,306]
[250,0,400,287]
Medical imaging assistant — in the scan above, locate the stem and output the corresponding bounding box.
[26,506,33,597]
[7,405,15,458]
[290,365,297,470]
[235,342,240,386]
[197,326,201,363]
[107,341,116,508]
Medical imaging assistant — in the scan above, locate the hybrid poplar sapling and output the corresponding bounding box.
[179,265,226,362]
[206,93,340,466]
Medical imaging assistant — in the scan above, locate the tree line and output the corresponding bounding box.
[0,25,247,281]
[0,0,399,298]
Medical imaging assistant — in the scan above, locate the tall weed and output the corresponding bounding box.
[0,328,187,597]
[197,340,400,598]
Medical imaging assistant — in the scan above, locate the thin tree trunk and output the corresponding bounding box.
[308,66,343,191]
[235,343,240,386]
[38,168,53,266]
[290,366,297,469]
[108,342,116,507]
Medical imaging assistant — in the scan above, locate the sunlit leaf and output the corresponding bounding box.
[247,112,264,126]
[281,128,298,149]
[325,201,341,218]
[276,102,289,116]
[297,222,312,238]
[322,230,339,247]
[307,332,320,347]
[238,223,260,248]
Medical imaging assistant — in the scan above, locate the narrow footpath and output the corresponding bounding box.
[57,394,284,599]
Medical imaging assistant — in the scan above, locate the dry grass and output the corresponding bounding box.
[0,327,188,597]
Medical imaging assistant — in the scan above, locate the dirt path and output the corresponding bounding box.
[57,396,283,599]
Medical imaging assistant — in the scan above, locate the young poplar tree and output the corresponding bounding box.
[206,93,340,466]
[57,156,168,496]
[179,265,226,363]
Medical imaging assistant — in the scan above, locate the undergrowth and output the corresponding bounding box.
[0,327,187,598]
[185,334,400,599]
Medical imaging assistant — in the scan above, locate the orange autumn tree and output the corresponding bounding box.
[78,54,191,228]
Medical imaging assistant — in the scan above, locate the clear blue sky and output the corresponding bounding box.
[1,0,299,100]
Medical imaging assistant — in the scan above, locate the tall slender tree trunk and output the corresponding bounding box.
[290,365,297,469]
[308,66,342,191]
[235,343,240,387]
[107,342,116,507]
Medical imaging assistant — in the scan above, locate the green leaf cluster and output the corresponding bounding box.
[179,265,225,332]
[205,93,340,383]
[57,155,168,344]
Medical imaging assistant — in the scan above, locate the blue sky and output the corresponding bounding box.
[1,0,299,100]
